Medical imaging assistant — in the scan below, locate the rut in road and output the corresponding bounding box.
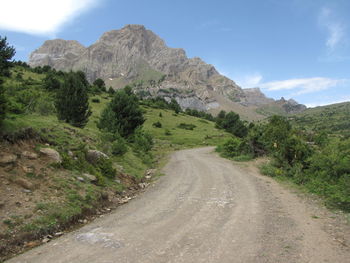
[7,147,350,263]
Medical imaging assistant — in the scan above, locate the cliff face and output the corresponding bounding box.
[29,24,306,119]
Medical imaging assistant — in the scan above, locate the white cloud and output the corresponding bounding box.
[260,77,348,96]
[0,0,99,36]
[318,7,346,51]
[235,73,263,88]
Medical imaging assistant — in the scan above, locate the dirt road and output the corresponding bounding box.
[7,147,350,263]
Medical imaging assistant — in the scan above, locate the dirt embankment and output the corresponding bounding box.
[0,136,154,261]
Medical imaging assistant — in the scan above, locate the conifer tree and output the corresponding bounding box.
[0,36,15,127]
[55,72,91,128]
[98,87,144,137]
[43,73,60,90]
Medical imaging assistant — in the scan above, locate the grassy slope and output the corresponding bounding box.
[3,95,230,177]
[255,104,288,117]
[291,102,350,136]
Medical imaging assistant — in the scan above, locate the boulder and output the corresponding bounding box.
[0,154,17,167]
[76,177,85,182]
[14,177,35,190]
[40,148,62,163]
[21,151,38,160]
[86,150,109,164]
[83,173,97,182]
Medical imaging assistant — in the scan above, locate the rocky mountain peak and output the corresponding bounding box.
[28,24,306,119]
[29,39,85,69]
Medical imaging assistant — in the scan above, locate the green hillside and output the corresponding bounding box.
[291,102,350,137]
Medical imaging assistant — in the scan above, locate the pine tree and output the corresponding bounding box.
[93,78,106,92]
[43,73,60,90]
[0,80,6,126]
[0,36,16,127]
[55,72,91,128]
[98,87,145,137]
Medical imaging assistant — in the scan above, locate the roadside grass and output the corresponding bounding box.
[259,160,350,217]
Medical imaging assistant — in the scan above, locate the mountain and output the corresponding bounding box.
[29,24,306,120]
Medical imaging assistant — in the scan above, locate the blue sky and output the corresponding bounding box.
[0,0,349,107]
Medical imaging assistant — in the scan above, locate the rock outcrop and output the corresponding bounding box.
[39,148,62,164]
[243,88,306,115]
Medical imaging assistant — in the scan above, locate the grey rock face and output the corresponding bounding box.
[243,88,307,114]
[242,88,275,106]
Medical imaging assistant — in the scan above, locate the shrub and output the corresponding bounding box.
[164,129,172,136]
[108,87,115,95]
[111,135,128,156]
[152,121,162,128]
[217,137,245,157]
[132,128,153,153]
[43,73,60,90]
[93,78,106,92]
[35,95,55,115]
[216,111,248,138]
[260,162,284,177]
[97,158,116,179]
[169,98,181,113]
[177,123,196,130]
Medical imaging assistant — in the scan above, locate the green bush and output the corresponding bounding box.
[177,123,196,130]
[97,158,116,179]
[217,137,252,159]
[215,111,248,138]
[132,128,153,153]
[164,129,172,136]
[218,137,241,157]
[35,94,55,115]
[260,162,284,177]
[152,121,162,128]
[111,135,128,156]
